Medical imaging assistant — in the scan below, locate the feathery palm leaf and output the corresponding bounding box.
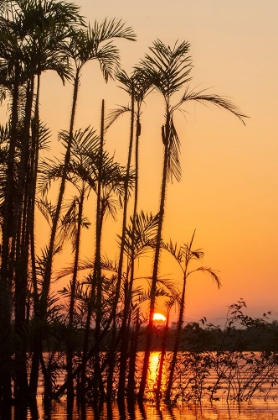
[187,266,221,288]
[68,19,135,80]
[116,68,152,100]
[37,158,64,196]
[166,116,182,182]
[120,211,159,258]
[139,39,192,98]
[160,239,183,263]
[36,197,56,226]
[105,105,131,132]
[105,68,152,131]
[177,87,248,124]
[91,18,136,43]
[59,195,90,251]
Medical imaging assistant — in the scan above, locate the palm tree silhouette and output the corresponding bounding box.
[35,19,135,402]
[162,232,221,400]
[137,39,247,399]
[0,0,84,403]
[105,68,152,399]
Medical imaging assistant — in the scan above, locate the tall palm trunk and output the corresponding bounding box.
[118,95,140,400]
[30,68,80,398]
[0,57,21,406]
[29,73,41,317]
[13,74,36,404]
[42,67,80,314]
[107,89,135,400]
[80,101,107,402]
[139,112,171,400]
[92,100,105,401]
[165,273,186,400]
[127,308,140,399]
[67,185,85,409]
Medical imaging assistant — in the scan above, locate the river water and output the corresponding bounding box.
[9,351,278,419]
[19,399,278,419]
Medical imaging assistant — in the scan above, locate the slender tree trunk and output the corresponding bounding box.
[107,89,135,399]
[41,67,80,315]
[14,75,35,404]
[118,97,141,399]
[80,101,106,402]
[0,58,21,408]
[139,112,170,400]
[29,74,41,317]
[127,308,140,399]
[67,186,85,409]
[92,100,105,401]
[80,298,92,402]
[165,274,187,400]
[30,68,80,398]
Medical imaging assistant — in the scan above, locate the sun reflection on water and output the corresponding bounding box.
[147,351,167,398]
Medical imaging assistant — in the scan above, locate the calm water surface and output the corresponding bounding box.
[11,351,278,419]
[20,399,278,420]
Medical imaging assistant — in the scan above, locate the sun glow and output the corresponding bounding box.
[153,312,166,322]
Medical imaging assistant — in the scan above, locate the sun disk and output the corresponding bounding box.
[153,312,166,322]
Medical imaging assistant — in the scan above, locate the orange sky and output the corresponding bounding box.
[1,0,278,325]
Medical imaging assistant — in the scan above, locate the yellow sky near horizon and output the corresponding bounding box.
[1,0,278,325]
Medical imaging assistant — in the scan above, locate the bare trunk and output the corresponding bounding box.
[30,68,80,398]
[92,100,105,401]
[67,187,85,403]
[118,92,138,400]
[165,274,186,400]
[107,90,135,399]
[0,58,21,407]
[139,113,170,400]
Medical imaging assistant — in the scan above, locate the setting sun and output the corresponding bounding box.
[153,313,166,322]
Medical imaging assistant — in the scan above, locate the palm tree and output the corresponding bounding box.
[137,39,247,399]
[45,126,100,405]
[32,18,135,401]
[0,0,83,404]
[105,69,152,399]
[162,232,221,400]
[40,120,131,401]
[41,16,136,325]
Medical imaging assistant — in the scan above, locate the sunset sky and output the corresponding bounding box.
[2,0,278,325]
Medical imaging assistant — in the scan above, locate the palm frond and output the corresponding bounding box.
[36,197,56,226]
[121,210,159,258]
[188,266,221,289]
[37,158,64,196]
[55,258,95,282]
[94,41,121,81]
[179,87,248,124]
[100,256,118,273]
[166,116,182,182]
[31,119,51,150]
[105,105,131,131]
[139,39,192,97]
[161,239,183,264]
[116,68,152,102]
[91,18,136,43]
[157,277,181,303]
